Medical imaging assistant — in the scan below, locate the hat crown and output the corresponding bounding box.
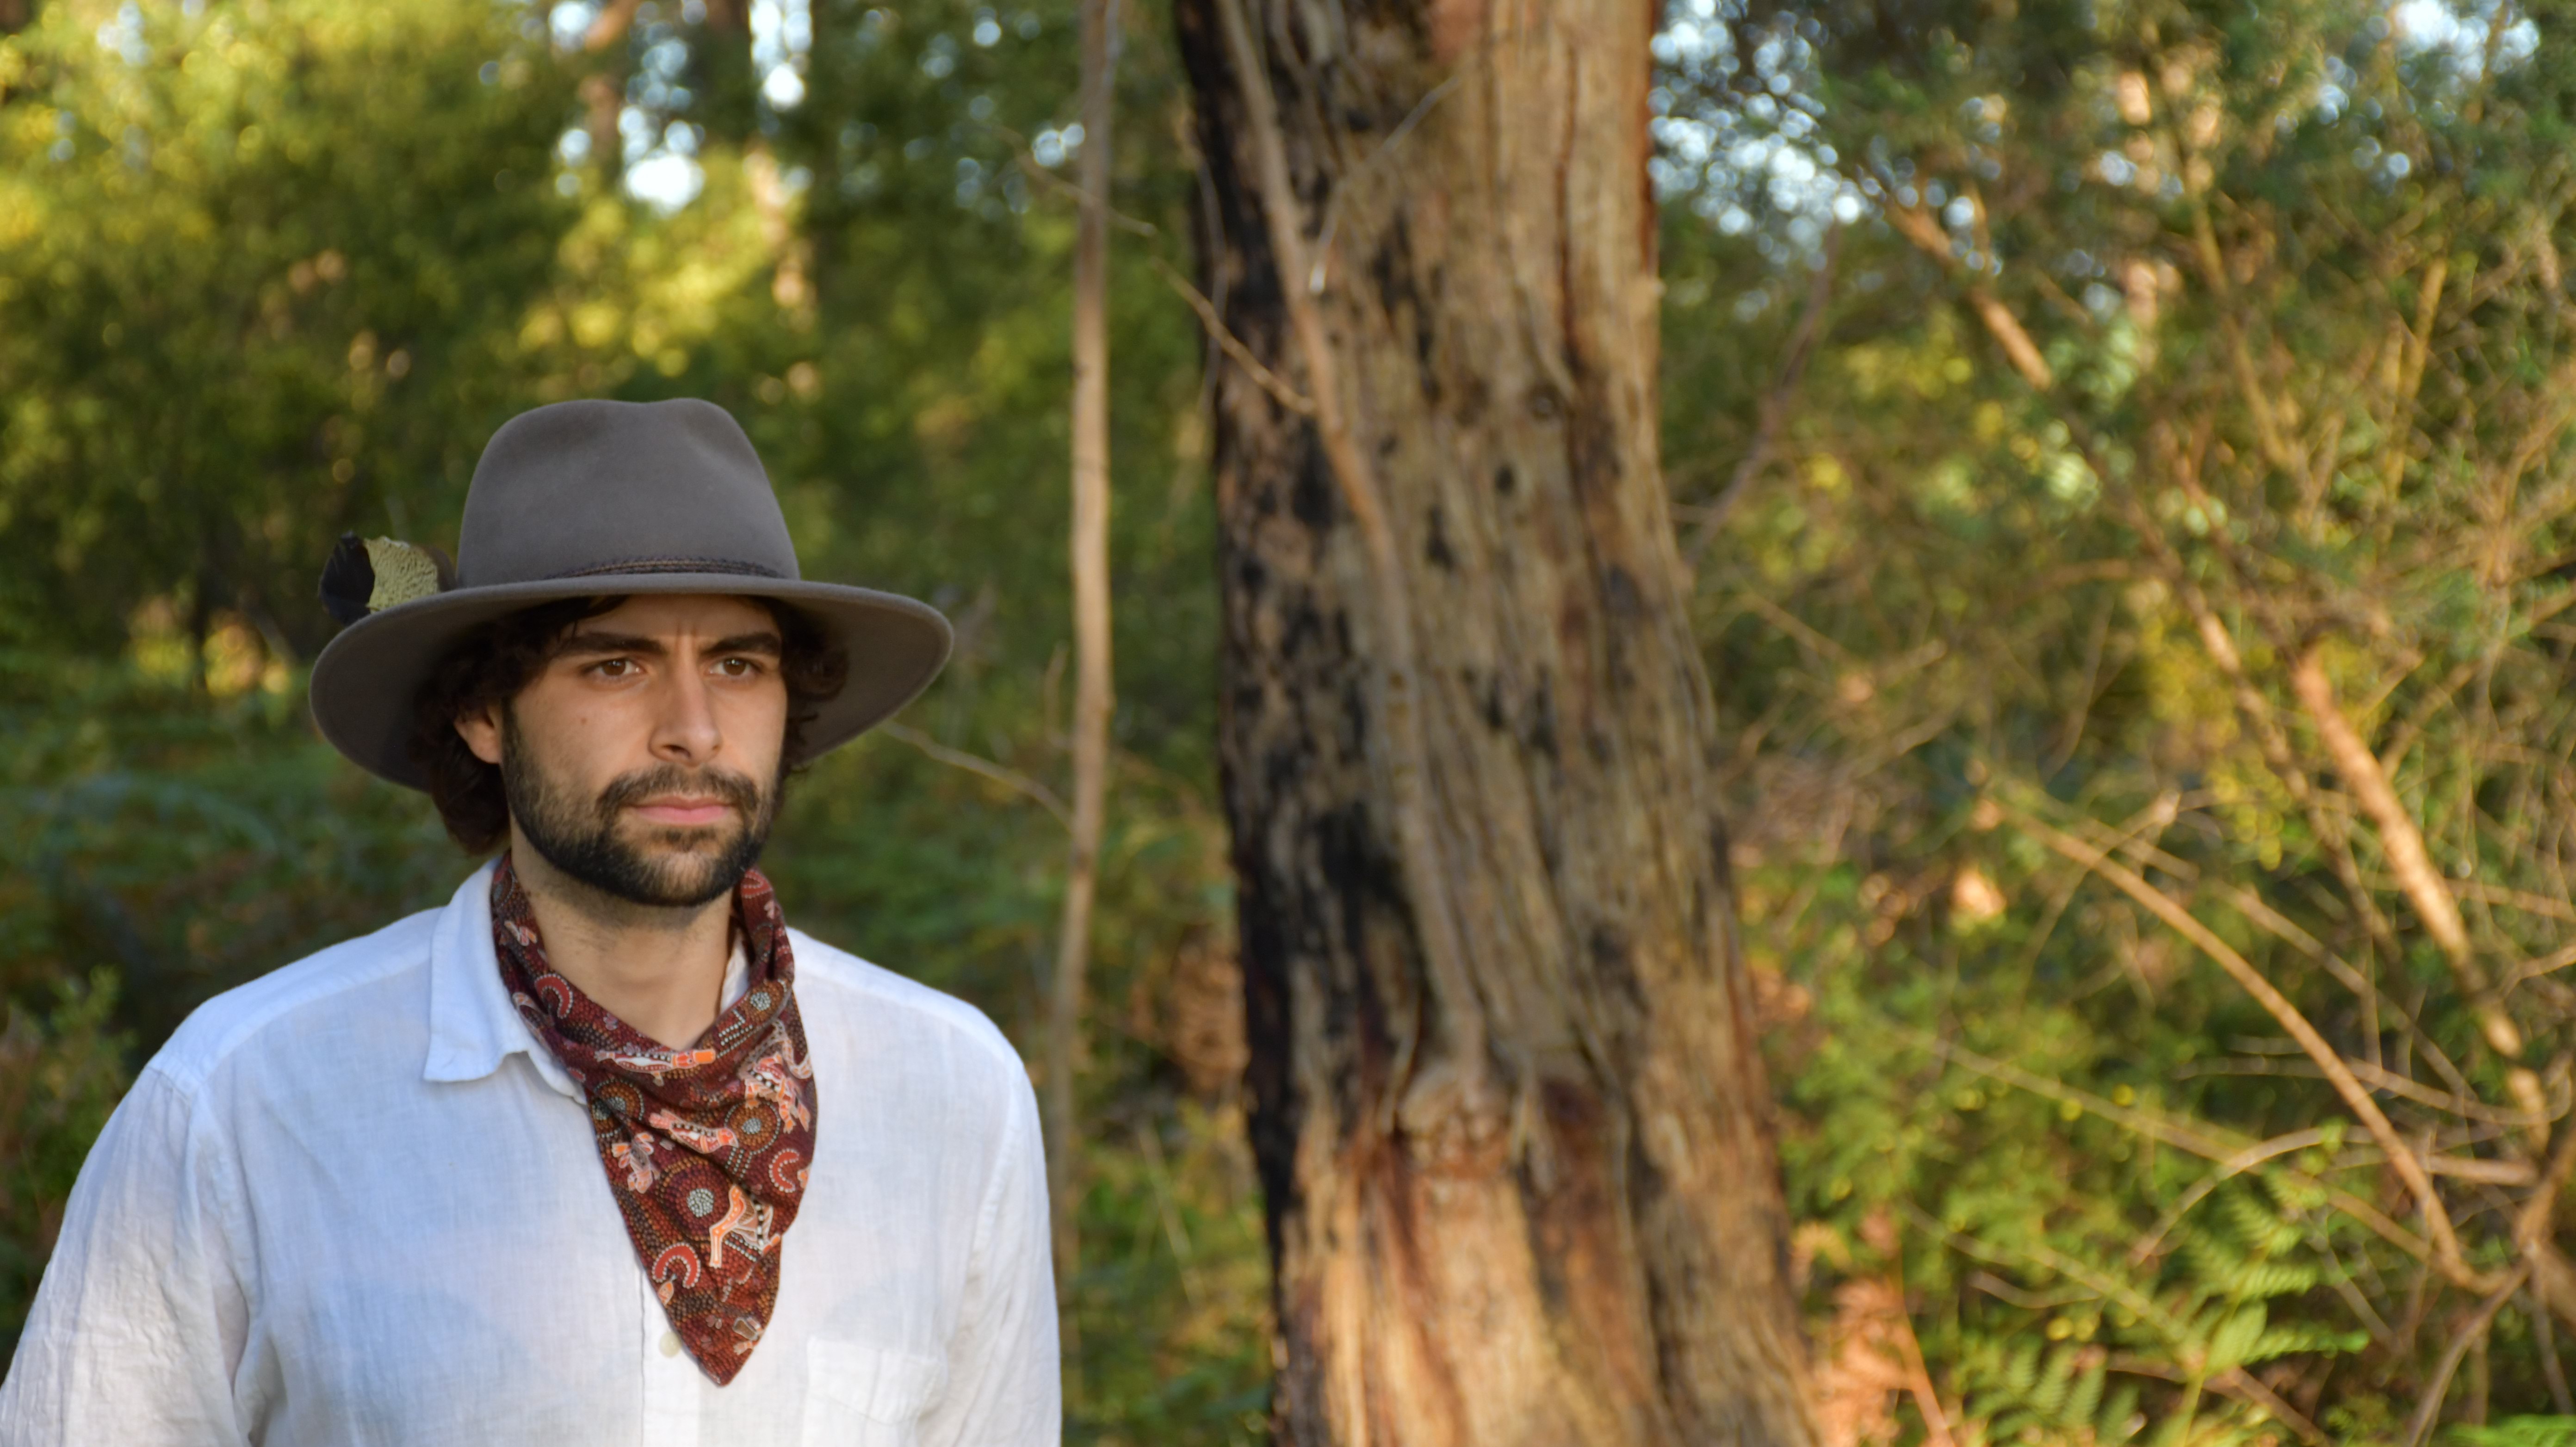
[456,399,803,588]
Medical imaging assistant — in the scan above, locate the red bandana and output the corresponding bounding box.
[490,855,817,1383]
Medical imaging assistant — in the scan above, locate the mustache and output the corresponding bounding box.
[595,764,766,822]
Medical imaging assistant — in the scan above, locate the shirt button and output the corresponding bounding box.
[659,1331,682,1358]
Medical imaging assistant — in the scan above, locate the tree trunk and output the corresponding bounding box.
[1173,0,1819,1442]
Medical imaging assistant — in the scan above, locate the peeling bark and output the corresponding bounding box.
[1175,0,1819,1440]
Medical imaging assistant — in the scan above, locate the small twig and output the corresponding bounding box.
[2011,804,2477,1276]
[2514,1124,2576,1330]
[2403,1262,2529,1447]
[2504,940,2576,991]
[1307,68,1470,295]
[1883,201,2053,390]
[1885,1283,1959,1447]
[2172,1057,2556,1130]
[2533,1290,2576,1413]
[2131,1127,2336,1262]
[877,722,1072,830]
[1686,228,1841,563]
[2290,652,2523,1059]
[991,124,1163,237]
[1903,1204,2184,1341]
[582,0,643,50]
[2098,1358,2329,1445]
[1907,1025,2453,1274]
[1132,1120,1206,1310]
[2212,882,2472,1102]
[1146,254,1313,416]
[2448,877,2576,925]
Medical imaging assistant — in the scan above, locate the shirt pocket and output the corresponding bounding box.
[802,1339,948,1447]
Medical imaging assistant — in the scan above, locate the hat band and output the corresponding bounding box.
[546,556,790,581]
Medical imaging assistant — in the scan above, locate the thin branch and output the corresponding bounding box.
[2098,1357,2329,1446]
[2505,940,2576,991]
[2289,651,2521,1054]
[2514,1124,2576,1331]
[1918,1029,2448,1271]
[2211,881,2471,1102]
[877,723,1071,830]
[2532,1290,2575,1413]
[582,0,643,50]
[2011,805,2476,1275]
[1307,68,1471,295]
[1686,228,1841,564]
[1902,1203,2185,1341]
[2174,1056,2555,1130]
[1884,202,2053,390]
[1146,254,1313,416]
[2403,1261,2528,1447]
[2131,1127,2335,1262]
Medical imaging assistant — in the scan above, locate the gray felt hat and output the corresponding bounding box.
[309,398,952,790]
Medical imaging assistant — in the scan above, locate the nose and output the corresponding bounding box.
[648,662,724,766]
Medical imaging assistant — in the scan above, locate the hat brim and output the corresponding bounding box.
[309,573,954,791]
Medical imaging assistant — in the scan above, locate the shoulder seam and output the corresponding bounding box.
[148,913,440,1094]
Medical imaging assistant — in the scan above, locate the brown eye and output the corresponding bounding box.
[593,658,634,678]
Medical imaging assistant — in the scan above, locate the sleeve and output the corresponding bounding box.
[916,1067,1060,1447]
[0,1068,252,1447]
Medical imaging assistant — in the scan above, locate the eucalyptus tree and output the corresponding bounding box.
[1175,0,1819,1438]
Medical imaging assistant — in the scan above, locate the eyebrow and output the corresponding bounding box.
[552,631,784,660]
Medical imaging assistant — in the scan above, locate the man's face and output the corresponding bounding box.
[456,594,791,909]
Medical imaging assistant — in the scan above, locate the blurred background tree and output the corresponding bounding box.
[10,0,2576,1438]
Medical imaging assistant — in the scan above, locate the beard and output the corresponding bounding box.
[498,710,780,909]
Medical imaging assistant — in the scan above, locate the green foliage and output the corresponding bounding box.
[2450,1419,2576,1447]
[1663,0,2576,1425]
[0,0,1263,1435]
[0,970,128,1367]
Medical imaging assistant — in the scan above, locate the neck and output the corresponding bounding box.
[506,837,734,1051]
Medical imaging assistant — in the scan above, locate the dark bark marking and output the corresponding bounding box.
[1340,677,1372,756]
[1263,742,1308,800]
[1494,462,1517,496]
[1425,505,1457,570]
[1520,1077,1610,1317]
[1291,445,1337,528]
[1280,599,1326,660]
[1585,923,1651,1023]
[1603,563,1642,618]
[1527,673,1559,760]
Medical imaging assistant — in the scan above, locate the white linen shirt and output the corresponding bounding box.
[0,863,1059,1447]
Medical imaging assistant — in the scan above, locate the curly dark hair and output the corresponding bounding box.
[407,596,851,853]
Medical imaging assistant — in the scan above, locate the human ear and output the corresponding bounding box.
[455,704,504,767]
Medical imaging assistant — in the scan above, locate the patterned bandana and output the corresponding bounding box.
[489,854,817,1384]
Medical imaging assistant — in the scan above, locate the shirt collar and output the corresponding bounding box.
[422,859,580,1097]
[421,860,751,1096]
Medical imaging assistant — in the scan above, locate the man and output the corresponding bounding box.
[0,400,1058,1445]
